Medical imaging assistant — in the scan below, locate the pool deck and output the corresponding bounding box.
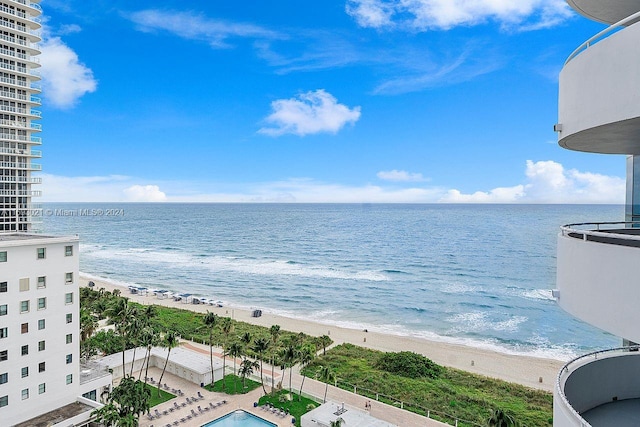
[135,341,449,427]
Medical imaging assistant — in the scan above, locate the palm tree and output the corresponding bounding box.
[281,342,297,392]
[239,358,260,391]
[298,344,315,401]
[269,324,281,394]
[203,311,218,385]
[105,297,133,374]
[318,335,331,355]
[252,337,269,395]
[157,331,178,397]
[138,326,159,382]
[80,308,98,342]
[226,342,244,393]
[220,317,234,391]
[240,331,253,347]
[126,307,144,377]
[488,409,518,427]
[319,365,335,403]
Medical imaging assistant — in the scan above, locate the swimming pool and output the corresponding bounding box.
[201,410,277,427]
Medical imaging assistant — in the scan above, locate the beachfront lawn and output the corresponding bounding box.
[205,374,261,395]
[258,390,318,427]
[303,344,553,427]
[145,384,176,407]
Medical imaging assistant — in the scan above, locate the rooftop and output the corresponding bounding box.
[14,401,94,427]
[302,401,397,427]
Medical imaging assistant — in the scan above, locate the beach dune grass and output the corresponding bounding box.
[205,374,261,395]
[303,344,552,426]
[258,390,318,427]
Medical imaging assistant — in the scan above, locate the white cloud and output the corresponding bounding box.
[441,160,624,203]
[127,9,279,48]
[58,24,82,35]
[377,169,427,182]
[259,89,361,136]
[123,185,167,202]
[39,36,97,108]
[346,0,573,31]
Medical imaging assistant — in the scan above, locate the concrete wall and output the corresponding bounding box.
[556,232,640,342]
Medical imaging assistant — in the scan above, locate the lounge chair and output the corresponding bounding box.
[147,414,154,420]
[154,409,162,417]
[191,409,197,417]
[209,402,215,409]
[173,422,179,426]
[197,406,203,413]
[197,391,204,399]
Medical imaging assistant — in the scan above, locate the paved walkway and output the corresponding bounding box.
[136,340,451,427]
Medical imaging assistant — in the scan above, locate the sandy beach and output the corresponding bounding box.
[81,274,564,392]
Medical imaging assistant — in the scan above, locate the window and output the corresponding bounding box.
[66,313,72,324]
[0,351,6,361]
[38,383,45,394]
[0,305,5,316]
[0,328,7,339]
[65,245,72,256]
[21,388,28,400]
[21,367,27,378]
[38,362,44,373]
[65,272,73,284]
[37,276,45,289]
[0,251,6,262]
[21,345,28,356]
[0,373,6,384]
[0,282,5,293]
[36,247,45,259]
[19,300,29,313]
[65,293,73,304]
[38,319,45,330]
[21,323,28,334]
[38,341,44,352]
[37,297,45,310]
[65,334,72,344]
[19,278,28,292]
[65,354,72,364]
[65,374,72,385]
[82,390,97,401]
[0,395,7,407]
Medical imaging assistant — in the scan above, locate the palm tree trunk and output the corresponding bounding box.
[157,349,171,397]
[271,355,275,395]
[138,346,149,381]
[144,345,152,383]
[289,366,293,392]
[209,333,214,386]
[299,375,306,401]
[260,359,266,395]
[323,383,329,403]
[129,346,137,377]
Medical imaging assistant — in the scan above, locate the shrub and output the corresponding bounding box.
[375,351,442,379]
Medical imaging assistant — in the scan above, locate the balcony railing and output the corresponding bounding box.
[0,32,38,50]
[0,46,39,63]
[0,19,41,38]
[0,4,42,24]
[0,147,40,156]
[0,176,40,183]
[0,161,40,169]
[5,0,41,13]
[561,221,640,248]
[566,10,640,64]
[556,346,640,426]
[0,189,40,196]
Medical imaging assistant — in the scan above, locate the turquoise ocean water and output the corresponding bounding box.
[42,203,622,360]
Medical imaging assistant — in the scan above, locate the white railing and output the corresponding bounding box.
[0,161,40,169]
[0,19,40,37]
[0,189,40,196]
[566,10,640,64]
[0,46,38,62]
[5,0,41,13]
[0,176,40,183]
[0,147,39,156]
[0,4,41,23]
[561,221,640,244]
[556,346,640,426]
[0,32,38,49]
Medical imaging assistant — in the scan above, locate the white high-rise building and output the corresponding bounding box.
[554,1,640,426]
[0,234,111,426]
[0,0,42,233]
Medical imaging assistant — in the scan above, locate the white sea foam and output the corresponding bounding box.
[447,312,527,333]
[84,247,388,281]
[521,289,555,301]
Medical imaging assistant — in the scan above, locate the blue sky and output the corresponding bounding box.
[36,0,624,202]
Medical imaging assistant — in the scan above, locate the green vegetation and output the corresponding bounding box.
[92,376,151,426]
[145,384,175,407]
[303,344,552,427]
[205,374,261,395]
[257,390,318,427]
[376,350,443,379]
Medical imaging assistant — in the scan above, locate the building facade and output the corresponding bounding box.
[0,0,42,233]
[554,1,640,425]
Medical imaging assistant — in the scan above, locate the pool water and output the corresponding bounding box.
[201,410,277,427]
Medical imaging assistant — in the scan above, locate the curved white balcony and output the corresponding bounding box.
[5,0,41,17]
[0,33,39,54]
[0,189,40,196]
[557,13,640,154]
[0,161,40,170]
[0,19,41,41]
[555,347,640,426]
[0,147,40,157]
[0,176,40,183]
[566,0,640,25]
[556,222,640,342]
[0,4,42,28]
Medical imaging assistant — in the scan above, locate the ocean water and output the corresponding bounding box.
[41,203,623,360]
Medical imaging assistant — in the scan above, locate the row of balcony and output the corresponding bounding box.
[0,32,39,52]
[0,119,40,130]
[0,75,42,91]
[0,132,40,143]
[0,176,40,183]
[0,61,40,77]
[6,0,41,14]
[0,46,39,64]
[0,147,39,156]
[0,161,40,170]
[0,4,41,27]
[0,90,39,104]
[0,105,42,118]
[0,189,40,196]
[0,18,40,39]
